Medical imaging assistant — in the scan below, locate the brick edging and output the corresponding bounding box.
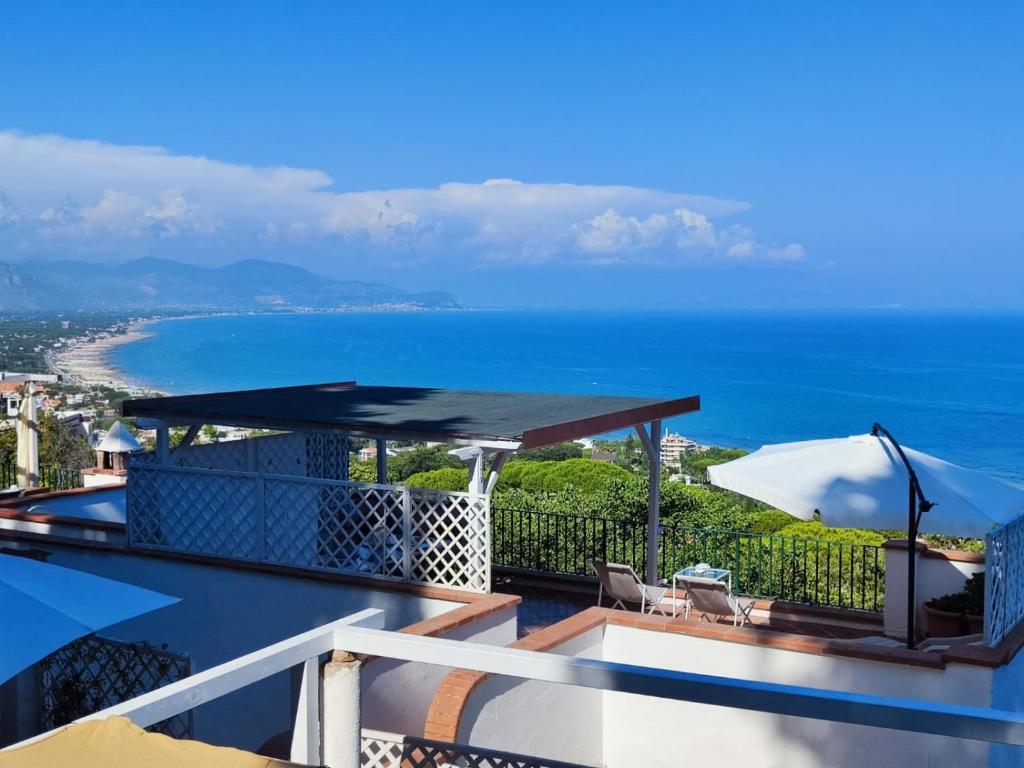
[423,607,607,741]
[359,593,522,666]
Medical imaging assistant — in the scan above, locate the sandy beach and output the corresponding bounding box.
[49,319,162,393]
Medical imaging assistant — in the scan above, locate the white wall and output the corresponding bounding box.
[360,605,519,737]
[36,544,462,752]
[602,625,991,768]
[456,626,605,767]
[884,545,984,639]
[989,650,1024,767]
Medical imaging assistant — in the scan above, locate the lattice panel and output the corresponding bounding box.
[129,466,261,559]
[409,489,490,593]
[360,730,593,768]
[40,634,192,739]
[173,439,249,472]
[168,431,349,479]
[264,478,405,578]
[362,731,405,768]
[129,460,490,592]
[985,516,1024,646]
[303,432,350,480]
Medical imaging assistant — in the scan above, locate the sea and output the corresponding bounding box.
[112,310,1024,484]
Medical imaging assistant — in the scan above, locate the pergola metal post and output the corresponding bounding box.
[375,439,387,484]
[635,420,662,586]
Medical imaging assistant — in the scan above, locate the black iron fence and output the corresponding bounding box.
[491,507,885,612]
[39,634,192,738]
[0,460,84,491]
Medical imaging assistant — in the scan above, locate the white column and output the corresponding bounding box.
[322,651,361,768]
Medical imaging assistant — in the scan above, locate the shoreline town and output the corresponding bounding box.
[47,318,164,394]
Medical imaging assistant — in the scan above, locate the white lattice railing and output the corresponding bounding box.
[360,728,594,768]
[985,515,1024,647]
[127,461,490,593]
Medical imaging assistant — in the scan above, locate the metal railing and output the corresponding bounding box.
[0,459,84,491]
[492,507,885,611]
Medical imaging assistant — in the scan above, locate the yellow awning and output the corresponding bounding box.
[0,717,301,768]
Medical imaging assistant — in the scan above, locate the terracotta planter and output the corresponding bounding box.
[923,604,967,637]
[967,614,984,635]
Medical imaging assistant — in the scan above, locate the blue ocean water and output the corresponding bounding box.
[113,311,1024,483]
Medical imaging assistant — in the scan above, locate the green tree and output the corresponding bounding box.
[405,467,469,491]
[387,445,462,482]
[496,458,632,494]
[516,442,584,462]
[38,412,94,469]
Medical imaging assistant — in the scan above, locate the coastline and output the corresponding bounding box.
[48,318,167,394]
[45,306,472,396]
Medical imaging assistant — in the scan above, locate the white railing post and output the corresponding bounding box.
[402,489,412,584]
[984,530,995,647]
[482,496,491,593]
[290,657,321,764]
[322,651,361,768]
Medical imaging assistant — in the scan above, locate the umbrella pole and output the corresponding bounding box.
[907,481,918,649]
[872,423,934,650]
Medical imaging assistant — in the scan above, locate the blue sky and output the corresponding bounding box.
[0,2,1021,308]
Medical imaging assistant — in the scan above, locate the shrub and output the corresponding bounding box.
[776,521,887,546]
[516,442,584,462]
[405,467,469,492]
[677,447,747,478]
[387,445,462,482]
[348,460,378,483]
[746,510,797,534]
[660,484,756,531]
[928,572,985,616]
[496,458,632,494]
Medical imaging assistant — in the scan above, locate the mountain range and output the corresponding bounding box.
[0,257,459,311]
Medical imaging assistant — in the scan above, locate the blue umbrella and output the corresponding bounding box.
[0,554,180,684]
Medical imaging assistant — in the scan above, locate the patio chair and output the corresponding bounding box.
[590,559,671,615]
[680,575,755,626]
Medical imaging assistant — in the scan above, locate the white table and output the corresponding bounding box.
[672,566,731,618]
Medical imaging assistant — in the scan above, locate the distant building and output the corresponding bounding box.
[660,431,698,465]
[590,447,618,463]
[358,444,378,462]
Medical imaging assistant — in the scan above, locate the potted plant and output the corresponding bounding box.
[923,572,985,637]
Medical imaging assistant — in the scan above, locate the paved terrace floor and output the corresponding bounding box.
[499,575,882,641]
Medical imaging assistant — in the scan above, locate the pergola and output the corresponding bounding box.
[124,381,700,583]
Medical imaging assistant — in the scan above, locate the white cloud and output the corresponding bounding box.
[0,131,803,266]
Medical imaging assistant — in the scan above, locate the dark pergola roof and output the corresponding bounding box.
[122,381,700,450]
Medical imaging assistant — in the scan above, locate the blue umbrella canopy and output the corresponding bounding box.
[0,554,179,683]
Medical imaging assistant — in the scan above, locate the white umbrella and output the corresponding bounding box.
[707,433,1024,539]
[15,383,39,488]
[707,426,1024,647]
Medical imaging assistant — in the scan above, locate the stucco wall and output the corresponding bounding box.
[884,544,984,639]
[456,626,605,767]
[601,624,991,768]
[36,544,463,751]
[360,604,519,736]
[989,649,1024,767]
